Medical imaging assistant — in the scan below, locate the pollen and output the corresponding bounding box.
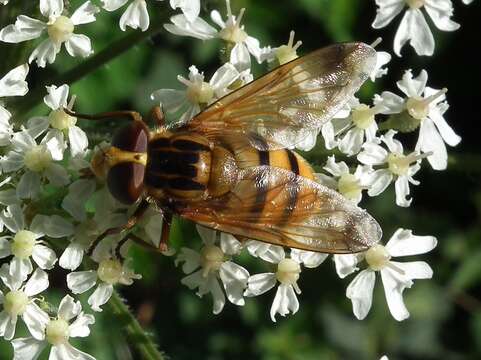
[365,244,390,271]
[11,230,37,259]
[46,319,70,346]
[276,258,301,285]
[352,104,378,130]
[200,245,224,277]
[97,259,123,285]
[49,109,77,130]
[4,290,29,317]
[406,88,448,120]
[47,15,75,43]
[24,145,53,172]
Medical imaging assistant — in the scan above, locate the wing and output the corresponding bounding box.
[174,166,382,254]
[183,42,377,150]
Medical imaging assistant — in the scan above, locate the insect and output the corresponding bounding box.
[72,42,382,256]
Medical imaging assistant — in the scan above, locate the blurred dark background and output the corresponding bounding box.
[1,0,480,359]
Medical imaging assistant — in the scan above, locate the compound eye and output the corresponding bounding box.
[107,162,145,205]
[112,122,148,153]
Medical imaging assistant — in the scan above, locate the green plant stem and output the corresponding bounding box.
[8,20,165,124]
[108,290,167,360]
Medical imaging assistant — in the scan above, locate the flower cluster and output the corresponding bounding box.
[0,0,470,358]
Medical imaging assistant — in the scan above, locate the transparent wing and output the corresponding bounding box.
[184,42,377,150]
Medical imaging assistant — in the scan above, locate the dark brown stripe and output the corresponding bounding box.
[149,137,170,149]
[252,138,270,219]
[172,139,210,152]
[169,177,205,191]
[145,173,168,188]
[279,150,300,226]
[149,150,199,168]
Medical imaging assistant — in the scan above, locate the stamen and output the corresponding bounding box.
[177,75,191,87]
[226,0,232,18]
[370,37,382,48]
[423,88,448,105]
[405,151,432,163]
[67,94,77,111]
[236,8,246,27]
[288,31,295,48]
[386,262,406,275]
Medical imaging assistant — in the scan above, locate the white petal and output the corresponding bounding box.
[59,242,85,271]
[196,225,216,245]
[44,84,69,110]
[0,311,17,340]
[31,214,74,238]
[394,176,412,207]
[24,268,49,296]
[0,63,29,97]
[22,303,49,340]
[26,117,50,139]
[65,34,93,58]
[71,1,100,25]
[270,284,299,322]
[386,228,437,256]
[67,270,97,294]
[0,263,22,291]
[394,9,434,57]
[290,249,328,268]
[17,172,41,200]
[357,142,388,165]
[119,0,150,31]
[150,89,187,114]
[333,254,362,279]
[424,0,460,31]
[180,269,205,290]
[29,39,60,68]
[0,16,46,43]
[45,163,70,186]
[61,180,96,222]
[88,283,113,312]
[101,0,129,11]
[367,169,393,196]
[380,267,412,321]
[0,237,12,258]
[428,108,461,147]
[219,261,249,306]
[323,156,349,177]
[244,273,276,297]
[346,269,376,320]
[170,0,200,22]
[164,14,217,40]
[40,0,63,18]
[210,63,239,97]
[219,233,242,255]
[41,129,65,160]
[396,69,427,98]
[69,312,95,337]
[10,257,33,282]
[248,242,285,264]
[1,204,24,232]
[392,261,433,279]
[372,0,405,28]
[208,275,225,314]
[50,343,96,360]
[339,128,365,155]
[374,92,405,114]
[416,117,447,170]
[11,337,46,360]
[32,244,57,269]
[68,125,89,157]
[57,295,82,322]
[230,43,250,71]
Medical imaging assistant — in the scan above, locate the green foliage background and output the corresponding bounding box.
[1,0,480,359]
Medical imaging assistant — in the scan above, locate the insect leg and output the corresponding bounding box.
[148,106,165,127]
[86,199,150,256]
[158,212,172,252]
[64,108,144,123]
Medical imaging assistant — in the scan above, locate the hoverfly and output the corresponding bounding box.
[72,42,382,255]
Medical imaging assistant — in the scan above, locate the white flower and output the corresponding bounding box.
[335,228,437,321]
[165,0,263,70]
[24,84,89,158]
[101,0,160,32]
[0,265,50,340]
[375,69,461,170]
[372,0,460,56]
[11,295,96,360]
[316,156,372,204]
[1,128,69,199]
[244,243,327,321]
[321,97,384,155]
[175,225,249,314]
[67,255,140,312]
[0,205,65,281]
[151,63,239,124]
[0,64,29,147]
[0,0,100,67]
[357,130,426,207]
[264,30,302,65]
[168,0,201,22]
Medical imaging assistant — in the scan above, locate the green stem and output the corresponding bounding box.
[8,19,165,124]
[108,290,167,360]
